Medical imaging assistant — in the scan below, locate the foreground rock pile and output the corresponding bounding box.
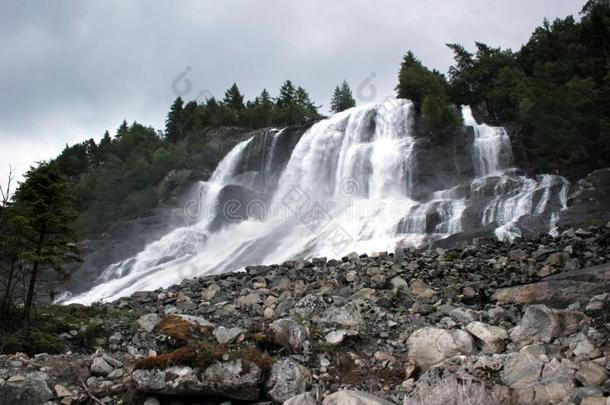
[1,222,610,404]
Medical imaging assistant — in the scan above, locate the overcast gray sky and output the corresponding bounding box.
[0,0,584,184]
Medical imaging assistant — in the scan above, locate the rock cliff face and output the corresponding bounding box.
[4,222,610,404]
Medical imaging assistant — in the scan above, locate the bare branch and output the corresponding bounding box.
[0,164,15,206]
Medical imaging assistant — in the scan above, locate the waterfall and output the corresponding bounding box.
[462,106,513,177]
[65,99,569,304]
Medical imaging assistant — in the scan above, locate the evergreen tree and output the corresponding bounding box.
[223,83,245,110]
[276,80,297,108]
[296,87,320,121]
[116,120,129,139]
[13,161,80,329]
[165,97,185,143]
[330,80,356,113]
[396,50,461,130]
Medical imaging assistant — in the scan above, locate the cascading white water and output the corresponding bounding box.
[462,106,513,177]
[462,106,569,239]
[65,99,569,304]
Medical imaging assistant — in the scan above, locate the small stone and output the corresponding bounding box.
[576,362,608,386]
[390,276,409,293]
[137,313,161,333]
[351,288,377,302]
[462,286,477,298]
[449,307,478,324]
[317,304,364,333]
[410,279,437,300]
[466,321,509,353]
[586,301,604,312]
[404,357,417,380]
[284,392,317,405]
[580,396,607,405]
[322,390,393,405]
[90,357,114,377]
[102,354,122,368]
[213,326,244,345]
[201,283,221,301]
[374,351,395,365]
[7,375,25,384]
[325,330,348,345]
[264,307,274,319]
[238,292,261,309]
[143,398,161,405]
[265,358,312,403]
[174,314,215,328]
[267,318,310,353]
[107,369,124,380]
[108,332,122,345]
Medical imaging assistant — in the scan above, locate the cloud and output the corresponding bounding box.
[0,0,584,183]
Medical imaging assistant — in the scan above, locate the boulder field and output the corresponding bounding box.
[1,221,610,404]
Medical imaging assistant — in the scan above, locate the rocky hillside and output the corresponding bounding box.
[2,221,610,404]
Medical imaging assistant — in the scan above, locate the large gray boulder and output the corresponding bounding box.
[510,305,561,347]
[407,327,476,370]
[501,352,544,389]
[132,360,262,400]
[492,263,610,308]
[510,305,589,347]
[0,373,53,405]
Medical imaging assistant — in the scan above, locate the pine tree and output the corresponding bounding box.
[116,120,129,138]
[330,80,356,113]
[13,161,80,329]
[223,83,245,110]
[296,87,320,121]
[165,97,185,143]
[276,80,297,108]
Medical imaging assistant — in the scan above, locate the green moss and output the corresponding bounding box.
[0,332,23,354]
[24,331,65,354]
[445,251,459,261]
[577,217,604,229]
